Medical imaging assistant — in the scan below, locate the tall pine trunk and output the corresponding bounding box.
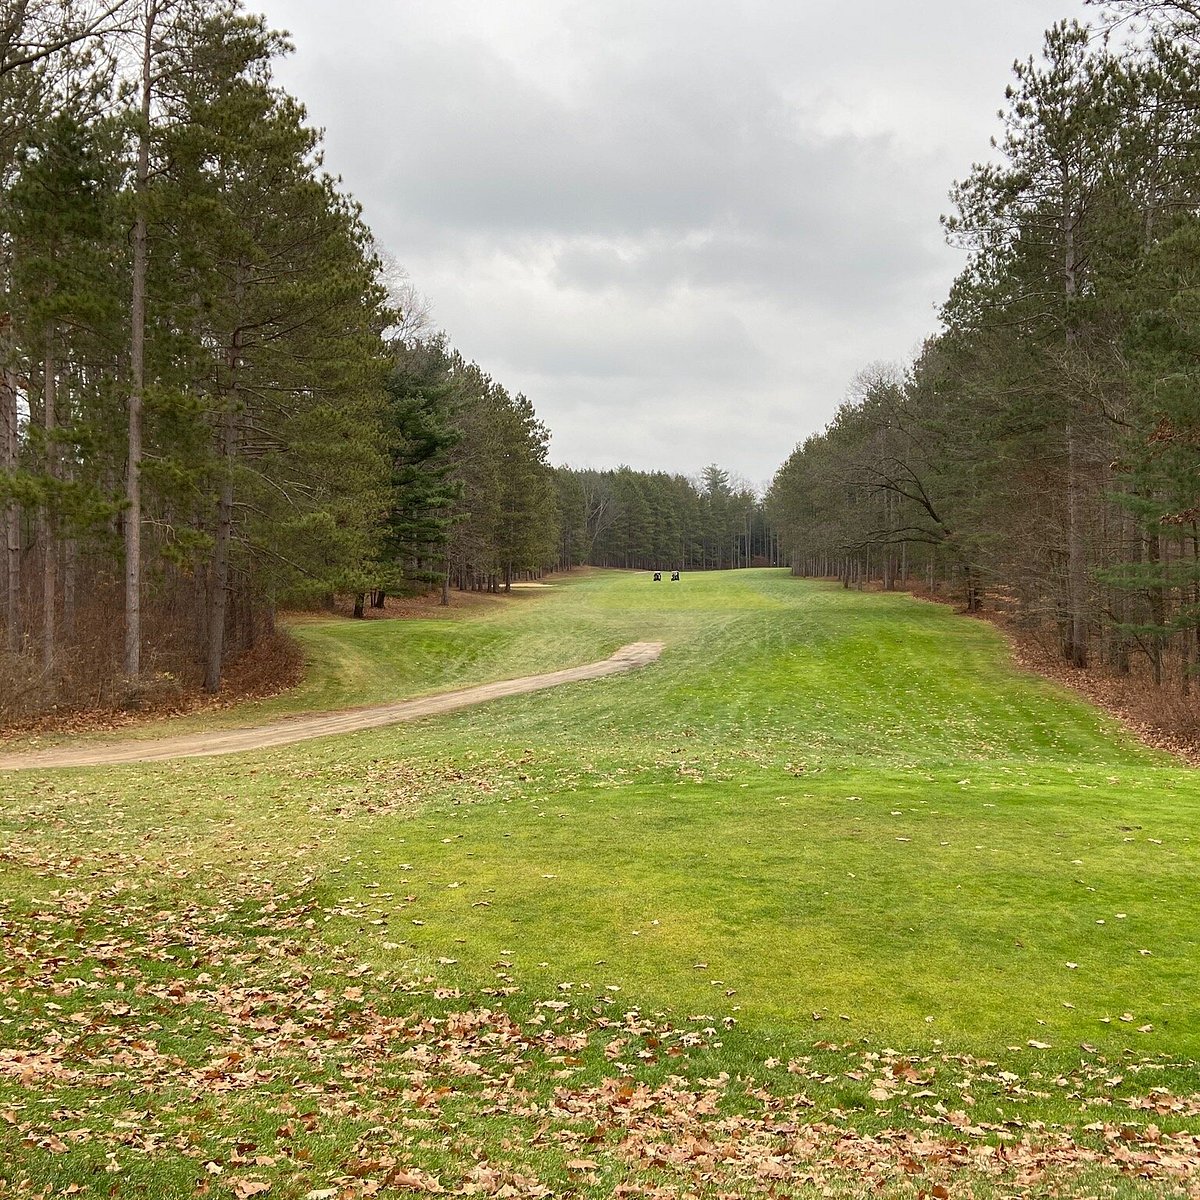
[1066,422,1088,667]
[62,537,76,644]
[1063,179,1088,668]
[204,295,243,695]
[204,404,236,691]
[41,324,56,676]
[125,0,158,684]
[1,364,18,652]
[1148,530,1165,686]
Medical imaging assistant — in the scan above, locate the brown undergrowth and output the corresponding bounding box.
[322,589,521,622]
[0,630,304,742]
[321,572,580,623]
[997,626,1200,766]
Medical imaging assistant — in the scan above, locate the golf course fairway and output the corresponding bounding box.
[3,568,1199,1198]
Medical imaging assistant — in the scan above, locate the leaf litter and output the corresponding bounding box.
[3,875,1200,1198]
[3,777,1200,1198]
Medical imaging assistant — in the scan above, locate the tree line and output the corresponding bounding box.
[0,0,560,717]
[554,464,777,573]
[768,1,1200,693]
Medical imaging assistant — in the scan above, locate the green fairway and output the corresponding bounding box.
[314,570,1194,1053]
[4,568,1199,1198]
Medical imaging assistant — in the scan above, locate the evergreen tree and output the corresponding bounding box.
[378,337,462,608]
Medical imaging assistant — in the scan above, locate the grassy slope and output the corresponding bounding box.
[3,568,1200,1197]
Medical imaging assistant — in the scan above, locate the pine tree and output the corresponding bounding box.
[378,337,462,607]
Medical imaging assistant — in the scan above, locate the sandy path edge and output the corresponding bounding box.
[0,641,665,771]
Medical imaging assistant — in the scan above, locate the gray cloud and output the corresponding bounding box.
[261,0,1093,484]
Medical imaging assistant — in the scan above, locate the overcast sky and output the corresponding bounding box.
[257,0,1093,489]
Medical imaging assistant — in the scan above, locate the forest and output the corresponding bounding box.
[0,1,770,721]
[9,0,1200,726]
[553,464,777,574]
[767,2,1200,696]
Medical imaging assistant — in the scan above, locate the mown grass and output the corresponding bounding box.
[305,573,1185,1042]
[3,568,1200,1197]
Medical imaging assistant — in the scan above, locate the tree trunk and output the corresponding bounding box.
[41,323,56,676]
[1182,621,1192,698]
[1065,423,1088,667]
[1,364,19,653]
[204,403,236,692]
[204,269,244,695]
[965,565,981,614]
[1148,531,1165,686]
[125,0,157,684]
[1061,175,1089,669]
[1193,532,1200,697]
[61,421,76,645]
[62,536,76,644]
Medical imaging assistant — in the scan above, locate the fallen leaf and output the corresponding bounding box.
[231,1180,270,1199]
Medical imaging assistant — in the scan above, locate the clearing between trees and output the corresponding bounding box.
[4,569,1200,1199]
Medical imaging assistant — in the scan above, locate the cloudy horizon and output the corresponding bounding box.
[258,0,1094,491]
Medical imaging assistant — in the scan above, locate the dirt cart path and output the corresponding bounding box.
[0,641,665,771]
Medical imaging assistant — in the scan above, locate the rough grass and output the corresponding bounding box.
[3,568,1200,1198]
